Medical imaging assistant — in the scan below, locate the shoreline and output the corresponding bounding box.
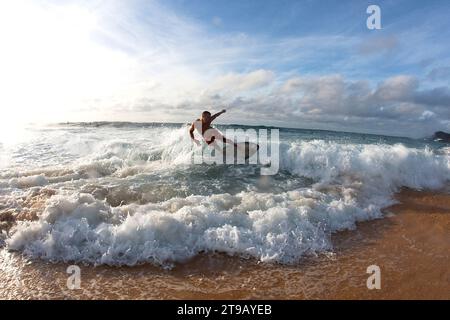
[0,188,449,299]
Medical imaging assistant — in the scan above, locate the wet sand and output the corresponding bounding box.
[0,189,449,299]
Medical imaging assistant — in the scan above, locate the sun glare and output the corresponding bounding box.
[0,1,133,126]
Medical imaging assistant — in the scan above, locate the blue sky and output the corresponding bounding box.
[162,0,450,81]
[1,0,449,136]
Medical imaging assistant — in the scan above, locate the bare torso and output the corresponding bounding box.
[193,119,217,144]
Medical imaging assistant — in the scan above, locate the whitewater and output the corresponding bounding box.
[0,123,448,268]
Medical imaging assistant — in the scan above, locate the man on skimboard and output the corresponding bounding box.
[189,109,237,148]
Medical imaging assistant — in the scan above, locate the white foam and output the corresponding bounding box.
[281,141,449,202]
[1,126,194,186]
[9,175,49,188]
[8,189,375,266]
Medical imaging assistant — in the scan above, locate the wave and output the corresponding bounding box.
[1,127,195,186]
[7,189,376,267]
[282,141,448,197]
[5,129,449,267]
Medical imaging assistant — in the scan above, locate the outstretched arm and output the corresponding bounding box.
[210,109,226,122]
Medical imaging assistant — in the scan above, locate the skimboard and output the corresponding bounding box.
[222,142,259,163]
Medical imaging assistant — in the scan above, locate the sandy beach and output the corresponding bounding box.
[1,188,448,300]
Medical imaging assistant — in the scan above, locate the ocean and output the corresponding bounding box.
[0,122,449,269]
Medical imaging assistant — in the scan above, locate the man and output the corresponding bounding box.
[189,109,237,147]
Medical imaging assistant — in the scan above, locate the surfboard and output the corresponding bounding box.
[222,142,259,163]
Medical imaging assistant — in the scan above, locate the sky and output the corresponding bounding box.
[0,0,449,137]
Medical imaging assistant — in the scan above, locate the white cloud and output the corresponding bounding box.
[210,69,275,92]
[420,110,436,120]
[374,75,418,101]
[179,73,449,137]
